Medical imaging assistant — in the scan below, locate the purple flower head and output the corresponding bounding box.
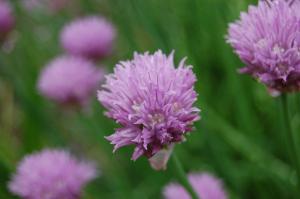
[48,0,70,12]
[61,16,116,60]
[98,50,200,160]
[0,1,15,39]
[9,149,97,199]
[227,0,300,92]
[163,172,228,199]
[21,0,44,12]
[38,56,104,106]
[22,0,70,13]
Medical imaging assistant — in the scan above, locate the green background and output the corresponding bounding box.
[0,0,298,198]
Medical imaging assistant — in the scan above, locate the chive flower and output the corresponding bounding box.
[227,0,300,92]
[9,149,97,199]
[98,50,200,160]
[38,56,103,106]
[61,16,116,60]
[163,172,227,199]
[0,1,15,41]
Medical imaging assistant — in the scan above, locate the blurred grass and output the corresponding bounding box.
[0,0,299,198]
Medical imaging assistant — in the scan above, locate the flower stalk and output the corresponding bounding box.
[171,151,199,199]
[280,94,300,196]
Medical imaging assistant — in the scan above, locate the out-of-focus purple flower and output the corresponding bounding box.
[61,16,116,60]
[163,172,227,199]
[22,0,44,11]
[227,0,300,93]
[48,0,70,12]
[22,0,70,13]
[9,149,97,199]
[98,50,200,161]
[0,1,15,40]
[38,56,104,106]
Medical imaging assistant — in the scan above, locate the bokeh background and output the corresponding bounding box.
[0,0,299,198]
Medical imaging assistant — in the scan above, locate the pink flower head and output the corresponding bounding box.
[61,16,116,60]
[0,1,15,39]
[38,56,104,106]
[9,149,97,199]
[98,50,200,160]
[227,0,300,92]
[163,172,228,199]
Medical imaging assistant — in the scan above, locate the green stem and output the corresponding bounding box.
[171,152,199,199]
[280,94,300,196]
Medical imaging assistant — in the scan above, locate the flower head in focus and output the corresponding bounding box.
[227,0,300,93]
[163,172,227,199]
[61,16,116,60]
[9,149,97,199]
[0,1,15,41]
[98,50,200,160]
[38,56,104,106]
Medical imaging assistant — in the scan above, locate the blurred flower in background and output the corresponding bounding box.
[22,0,45,11]
[0,0,15,42]
[227,0,300,93]
[48,0,70,12]
[8,149,97,199]
[22,0,71,13]
[38,56,104,107]
[61,16,116,61]
[98,50,200,161]
[163,172,227,199]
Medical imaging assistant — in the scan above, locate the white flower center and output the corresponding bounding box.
[172,102,182,112]
[273,44,285,54]
[132,103,141,112]
[256,39,267,48]
[150,113,165,125]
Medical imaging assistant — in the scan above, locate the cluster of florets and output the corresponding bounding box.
[163,172,227,199]
[227,0,300,92]
[9,149,97,199]
[0,1,15,41]
[98,50,200,160]
[61,16,116,60]
[38,56,104,106]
